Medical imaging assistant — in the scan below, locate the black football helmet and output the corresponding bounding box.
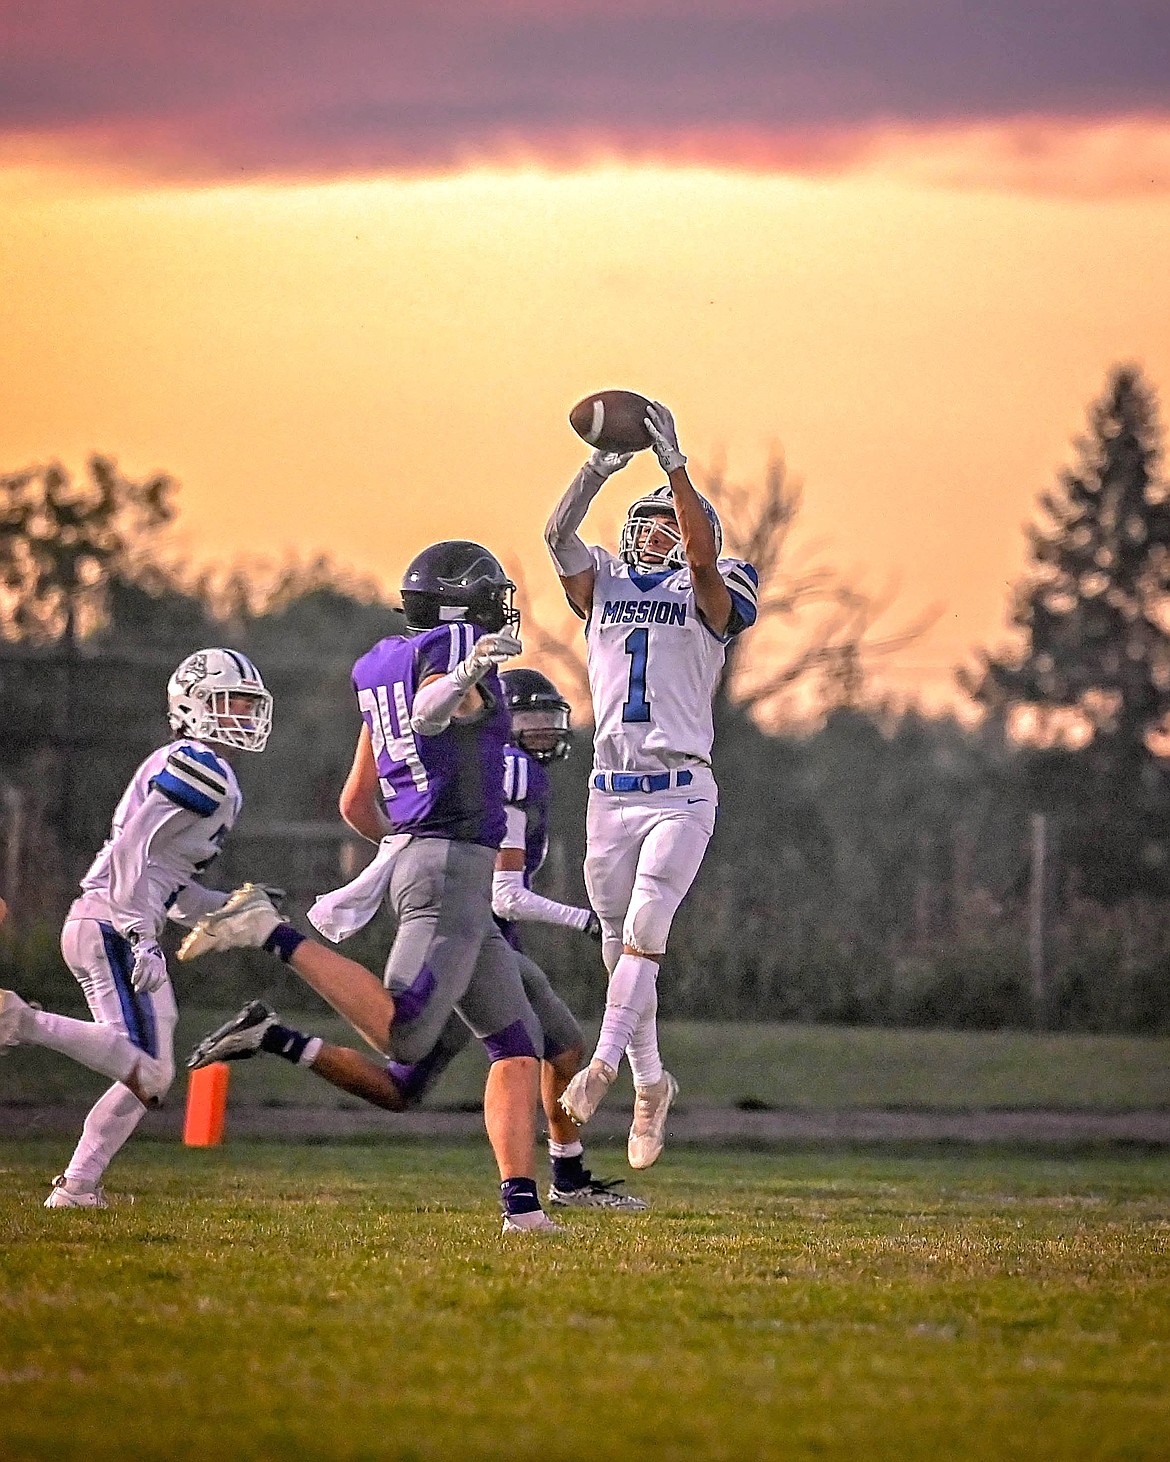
[500,667,572,763]
[400,540,520,634]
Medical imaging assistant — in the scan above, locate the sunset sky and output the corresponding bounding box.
[3,1,1170,710]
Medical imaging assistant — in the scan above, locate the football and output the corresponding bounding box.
[568,389,653,454]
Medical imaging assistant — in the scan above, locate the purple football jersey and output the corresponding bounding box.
[502,744,552,883]
[352,623,509,848]
[495,742,552,951]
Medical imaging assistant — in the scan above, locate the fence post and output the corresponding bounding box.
[1028,811,1048,1028]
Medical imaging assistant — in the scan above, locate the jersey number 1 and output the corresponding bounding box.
[622,628,651,723]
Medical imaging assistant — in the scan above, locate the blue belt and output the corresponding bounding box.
[592,770,694,794]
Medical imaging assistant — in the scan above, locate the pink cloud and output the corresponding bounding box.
[2,1,1168,192]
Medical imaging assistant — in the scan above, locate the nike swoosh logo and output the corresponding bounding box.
[686,798,707,804]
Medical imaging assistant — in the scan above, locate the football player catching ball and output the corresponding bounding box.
[545,400,759,1168]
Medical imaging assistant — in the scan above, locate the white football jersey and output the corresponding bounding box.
[585,545,759,773]
[69,741,242,937]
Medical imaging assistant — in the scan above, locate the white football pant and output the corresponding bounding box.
[583,766,718,960]
[30,920,180,1186]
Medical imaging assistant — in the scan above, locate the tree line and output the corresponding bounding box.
[3,365,1170,1033]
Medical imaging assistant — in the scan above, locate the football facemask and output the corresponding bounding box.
[619,487,723,574]
[510,706,572,764]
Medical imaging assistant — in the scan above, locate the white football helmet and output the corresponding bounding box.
[618,485,723,574]
[166,649,273,752]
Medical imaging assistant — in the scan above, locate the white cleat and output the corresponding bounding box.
[628,1070,679,1170]
[44,1174,109,1209]
[177,884,282,961]
[0,989,31,1052]
[558,1059,617,1127]
[501,1209,563,1235]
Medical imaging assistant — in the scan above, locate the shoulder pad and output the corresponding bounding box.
[150,743,232,817]
[720,559,760,626]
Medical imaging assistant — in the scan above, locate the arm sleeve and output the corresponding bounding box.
[491,869,593,931]
[105,792,202,939]
[167,883,230,928]
[544,461,607,576]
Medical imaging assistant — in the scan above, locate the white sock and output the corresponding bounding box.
[27,1010,137,1086]
[548,1138,583,1160]
[64,1083,147,1187]
[626,995,663,1090]
[594,954,658,1072]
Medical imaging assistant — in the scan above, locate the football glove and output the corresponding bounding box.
[129,936,168,994]
[644,401,687,474]
[588,448,634,479]
[585,912,603,942]
[454,631,523,689]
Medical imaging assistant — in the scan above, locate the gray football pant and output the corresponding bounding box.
[389,949,584,1107]
[383,838,542,1064]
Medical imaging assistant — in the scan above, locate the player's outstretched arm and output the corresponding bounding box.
[644,401,733,636]
[410,631,523,735]
[492,846,597,934]
[545,449,630,618]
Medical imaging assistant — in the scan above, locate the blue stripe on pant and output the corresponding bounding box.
[99,923,159,1058]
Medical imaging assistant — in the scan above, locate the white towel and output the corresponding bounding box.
[307,834,410,943]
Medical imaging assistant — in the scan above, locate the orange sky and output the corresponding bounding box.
[5,153,1169,710]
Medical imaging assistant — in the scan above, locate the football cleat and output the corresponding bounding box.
[558,1058,617,1126]
[44,1175,109,1209]
[501,1209,563,1235]
[548,1175,647,1211]
[627,1070,679,1170]
[0,988,31,1052]
[187,1000,277,1069]
[177,884,282,961]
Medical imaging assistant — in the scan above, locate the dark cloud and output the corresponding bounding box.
[1,1,1168,181]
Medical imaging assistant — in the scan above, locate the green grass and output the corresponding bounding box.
[2,1141,1169,1461]
[5,1012,1170,1111]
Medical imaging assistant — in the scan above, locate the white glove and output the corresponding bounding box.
[454,631,523,689]
[129,936,168,994]
[644,401,687,474]
[587,448,634,479]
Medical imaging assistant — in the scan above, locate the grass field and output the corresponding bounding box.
[2,1139,1169,1461]
[5,1013,1170,1111]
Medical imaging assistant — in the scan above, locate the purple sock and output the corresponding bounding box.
[263,924,307,963]
[260,1022,313,1064]
[500,1177,541,1216]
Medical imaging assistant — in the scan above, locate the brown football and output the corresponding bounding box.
[568,389,653,453]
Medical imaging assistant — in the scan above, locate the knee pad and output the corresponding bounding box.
[134,1054,175,1105]
[623,895,672,958]
[482,1015,539,1064]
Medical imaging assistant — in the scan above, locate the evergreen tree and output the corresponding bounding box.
[967,365,1170,896]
